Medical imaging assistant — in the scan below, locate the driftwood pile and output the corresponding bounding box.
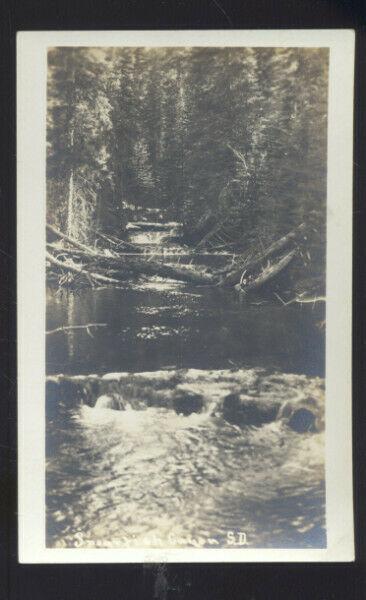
[46,220,310,294]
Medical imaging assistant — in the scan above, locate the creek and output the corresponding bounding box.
[46,219,326,549]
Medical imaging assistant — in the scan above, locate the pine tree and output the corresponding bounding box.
[47,47,114,241]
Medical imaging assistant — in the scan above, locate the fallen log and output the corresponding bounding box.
[104,233,144,252]
[46,223,308,292]
[124,260,215,285]
[47,247,133,282]
[47,244,122,267]
[46,323,107,335]
[46,251,120,285]
[46,224,99,256]
[274,292,326,306]
[221,222,307,286]
[89,228,144,252]
[131,221,179,232]
[47,229,215,285]
[92,230,123,249]
[234,249,297,294]
[48,244,214,260]
[47,246,215,286]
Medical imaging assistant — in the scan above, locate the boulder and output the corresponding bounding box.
[172,389,204,416]
[222,393,280,427]
[288,408,316,433]
[278,398,322,432]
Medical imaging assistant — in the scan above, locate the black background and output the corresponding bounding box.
[1,0,365,598]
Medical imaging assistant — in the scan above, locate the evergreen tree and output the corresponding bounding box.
[47,47,114,241]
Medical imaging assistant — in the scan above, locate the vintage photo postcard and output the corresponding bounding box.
[17,30,354,563]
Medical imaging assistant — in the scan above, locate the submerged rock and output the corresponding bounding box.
[222,394,280,427]
[172,389,204,416]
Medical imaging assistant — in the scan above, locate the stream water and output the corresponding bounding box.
[46,220,326,549]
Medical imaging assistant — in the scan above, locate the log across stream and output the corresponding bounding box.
[46,216,314,293]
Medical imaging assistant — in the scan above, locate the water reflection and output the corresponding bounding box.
[46,284,324,376]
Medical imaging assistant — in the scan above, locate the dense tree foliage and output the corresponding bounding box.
[47,47,117,241]
[47,46,328,271]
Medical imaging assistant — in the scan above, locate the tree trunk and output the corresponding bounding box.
[235,250,297,293]
[66,168,74,238]
[66,48,75,239]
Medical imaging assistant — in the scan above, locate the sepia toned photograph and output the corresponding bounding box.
[45,44,328,550]
[17,30,354,562]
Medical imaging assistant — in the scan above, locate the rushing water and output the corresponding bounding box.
[46,220,326,549]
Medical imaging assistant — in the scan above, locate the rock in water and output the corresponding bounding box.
[172,389,204,416]
[222,394,280,427]
[94,394,124,410]
[288,408,316,433]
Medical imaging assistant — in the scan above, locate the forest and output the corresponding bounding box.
[46,46,329,298]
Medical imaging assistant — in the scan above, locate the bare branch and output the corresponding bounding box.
[46,323,107,335]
